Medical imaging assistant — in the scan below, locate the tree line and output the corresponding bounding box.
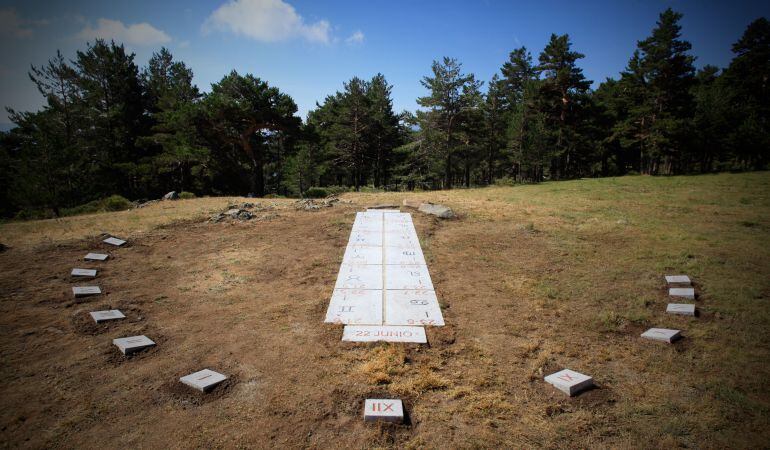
[1,9,767,218]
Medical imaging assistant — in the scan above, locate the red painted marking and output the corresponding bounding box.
[558,373,575,382]
[382,403,394,412]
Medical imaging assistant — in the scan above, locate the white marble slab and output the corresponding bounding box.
[351,223,383,233]
[385,289,444,326]
[666,303,696,316]
[383,212,412,221]
[71,268,97,278]
[669,287,695,299]
[665,275,691,285]
[334,264,383,290]
[641,328,681,343]
[342,246,383,265]
[84,253,109,261]
[342,325,427,343]
[384,234,420,249]
[364,399,404,423]
[348,231,382,247]
[325,289,383,324]
[72,286,101,297]
[544,369,594,396]
[113,335,155,355]
[90,309,126,323]
[385,265,434,290]
[103,237,126,246]
[180,369,227,392]
[358,211,384,220]
[385,246,426,265]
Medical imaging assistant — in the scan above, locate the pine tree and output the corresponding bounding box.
[200,71,300,196]
[139,48,206,193]
[417,57,483,188]
[620,9,695,174]
[723,17,770,170]
[536,33,592,179]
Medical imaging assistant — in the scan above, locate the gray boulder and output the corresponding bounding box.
[418,203,456,219]
[163,191,179,200]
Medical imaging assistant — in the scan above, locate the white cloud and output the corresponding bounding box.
[203,0,331,44]
[0,8,37,38]
[345,30,364,45]
[77,18,171,46]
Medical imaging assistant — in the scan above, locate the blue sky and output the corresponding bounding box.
[0,0,768,125]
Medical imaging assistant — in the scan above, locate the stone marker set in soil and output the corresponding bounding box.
[640,274,698,344]
[66,235,228,394]
[540,276,700,397]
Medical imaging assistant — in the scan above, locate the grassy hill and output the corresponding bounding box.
[0,172,768,448]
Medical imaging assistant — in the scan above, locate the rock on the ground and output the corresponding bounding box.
[163,191,179,200]
[418,203,456,219]
[369,204,399,209]
[295,197,339,211]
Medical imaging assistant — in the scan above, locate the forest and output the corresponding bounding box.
[0,9,767,218]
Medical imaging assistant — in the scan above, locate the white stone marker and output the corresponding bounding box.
[666,303,696,316]
[103,237,126,246]
[385,290,444,326]
[113,335,155,355]
[90,309,126,323]
[342,325,427,343]
[334,264,383,290]
[665,275,691,286]
[385,265,434,290]
[385,246,426,265]
[85,253,109,261]
[364,399,404,423]
[349,231,382,247]
[669,287,695,299]
[72,286,101,297]
[641,328,681,343]
[180,369,228,392]
[325,289,383,325]
[544,369,594,396]
[71,268,97,278]
[342,246,383,265]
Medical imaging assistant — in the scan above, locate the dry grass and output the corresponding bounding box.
[0,196,295,248]
[0,172,768,448]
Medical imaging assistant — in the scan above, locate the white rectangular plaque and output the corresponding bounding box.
[364,399,404,423]
[334,264,383,290]
[385,265,434,290]
[666,303,696,316]
[342,325,427,343]
[85,253,109,261]
[180,369,227,392]
[342,246,383,265]
[113,335,155,355]
[544,369,594,396]
[385,246,426,265]
[669,287,695,299]
[103,237,126,246]
[665,275,691,285]
[71,268,97,278]
[90,309,126,323]
[641,328,681,343]
[325,289,383,324]
[72,286,101,297]
[348,231,382,247]
[385,289,444,326]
